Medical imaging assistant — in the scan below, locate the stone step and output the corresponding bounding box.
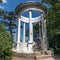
[12,50,55,60]
[12,52,35,60]
[35,55,55,60]
[34,51,53,56]
[12,55,55,60]
[36,57,55,60]
[12,56,35,60]
[35,55,52,58]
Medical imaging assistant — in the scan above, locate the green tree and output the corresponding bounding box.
[42,0,60,54]
[0,1,17,43]
[0,1,13,59]
[0,0,2,3]
[42,0,59,4]
[0,24,12,60]
[1,11,17,39]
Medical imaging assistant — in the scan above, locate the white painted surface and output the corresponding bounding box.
[23,23,25,42]
[16,18,21,51]
[20,42,27,52]
[15,3,47,53]
[21,15,41,23]
[27,43,33,53]
[20,7,44,14]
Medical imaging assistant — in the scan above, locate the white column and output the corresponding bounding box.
[41,13,47,51]
[29,10,33,43]
[44,19,48,50]
[23,23,25,42]
[39,22,41,38]
[41,13,45,51]
[16,18,21,51]
[32,24,33,40]
[27,10,33,53]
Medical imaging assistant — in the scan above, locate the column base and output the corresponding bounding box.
[20,42,27,52]
[27,42,34,53]
[13,42,28,53]
[16,42,21,51]
[12,42,34,53]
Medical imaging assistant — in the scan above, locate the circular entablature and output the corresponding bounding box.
[20,15,41,23]
[15,2,47,15]
[20,10,41,23]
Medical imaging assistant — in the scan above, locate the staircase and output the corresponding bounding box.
[11,50,55,60]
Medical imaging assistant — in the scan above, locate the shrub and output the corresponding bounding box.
[0,24,12,60]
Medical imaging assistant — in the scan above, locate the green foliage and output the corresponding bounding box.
[5,11,17,37]
[0,24,12,60]
[0,0,2,3]
[48,34,60,54]
[42,0,59,4]
[45,1,60,54]
[33,23,40,36]
[47,3,60,35]
[0,11,17,39]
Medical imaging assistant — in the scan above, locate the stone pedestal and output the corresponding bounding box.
[20,42,27,53]
[28,43,33,53]
[12,42,28,53]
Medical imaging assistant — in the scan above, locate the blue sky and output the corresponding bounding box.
[0,0,41,11]
[0,0,43,42]
[0,0,49,42]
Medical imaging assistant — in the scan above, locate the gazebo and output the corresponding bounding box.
[12,2,55,60]
[13,2,48,53]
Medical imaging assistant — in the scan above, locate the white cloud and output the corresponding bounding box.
[0,6,4,9]
[2,0,7,3]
